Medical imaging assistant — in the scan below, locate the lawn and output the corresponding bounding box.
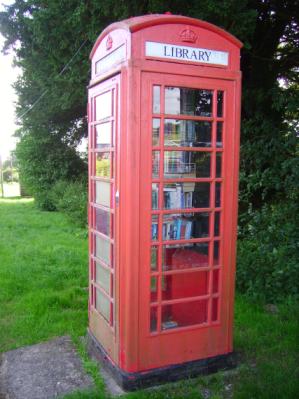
[0,199,298,398]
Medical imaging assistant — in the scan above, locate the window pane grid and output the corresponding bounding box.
[150,85,224,333]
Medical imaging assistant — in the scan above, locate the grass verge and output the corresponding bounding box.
[0,199,298,398]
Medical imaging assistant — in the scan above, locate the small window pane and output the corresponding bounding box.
[212,297,219,322]
[163,213,209,240]
[96,152,111,177]
[217,91,223,117]
[164,119,211,147]
[151,215,159,241]
[95,235,110,265]
[212,269,219,294]
[152,118,160,146]
[95,181,110,207]
[152,183,159,210]
[153,86,161,114]
[163,182,210,209]
[95,208,110,236]
[151,246,158,271]
[151,277,158,302]
[164,151,210,178]
[216,122,223,148]
[150,307,158,332]
[162,243,209,271]
[152,151,160,178]
[96,288,110,321]
[95,263,111,295]
[95,91,112,120]
[214,211,220,237]
[216,153,222,178]
[162,271,208,301]
[215,183,221,207]
[213,241,220,266]
[165,87,212,116]
[96,122,111,148]
[162,300,208,330]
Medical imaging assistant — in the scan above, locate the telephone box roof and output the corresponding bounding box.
[90,14,243,59]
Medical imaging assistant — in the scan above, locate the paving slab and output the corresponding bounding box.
[0,336,94,399]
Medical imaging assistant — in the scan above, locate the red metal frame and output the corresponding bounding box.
[88,14,242,375]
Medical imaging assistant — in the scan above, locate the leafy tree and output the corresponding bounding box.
[0,0,298,298]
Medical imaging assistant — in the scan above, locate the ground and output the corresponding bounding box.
[0,198,298,398]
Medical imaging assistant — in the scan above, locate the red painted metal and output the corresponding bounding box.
[88,14,242,374]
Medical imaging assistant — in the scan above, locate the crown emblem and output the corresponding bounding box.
[180,27,198,43]
[106,35,113,50]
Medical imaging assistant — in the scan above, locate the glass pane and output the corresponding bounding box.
[212,297,219,321]
[212,269,219,294]
[165,87,213,116]
[151,246,158,271]
[95,235,110,265]
[152,151,160,178]
[162,271,208,300]
[216,122,223,148]
[95,263,111,295]
[163,213,209,240]
[162,299,208,329]
[216,153,222,178]
[96,122,111,148]
[164,151,210,178]
[95,208,110,236]
[151,215,159,241]
[150,307,158,332]
[217,91,223,117]
[214,211,220,237]
[152,119,160,146]
[162,243,209,271]
[151,277,158,302]
[215,182,221,207]
[153,86,161,114]
[95,181,111,207]
[164,119,211,147]
[164,182,210,209]
[95,91,112,120]
[96,288,110,321]
[152,183,159,210]
[213,241,220,266]
[96,152,111,177]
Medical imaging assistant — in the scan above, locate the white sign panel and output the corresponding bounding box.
[145,41,228,66]
[95,44,126,74]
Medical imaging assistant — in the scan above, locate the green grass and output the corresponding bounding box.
[0,199,298,398]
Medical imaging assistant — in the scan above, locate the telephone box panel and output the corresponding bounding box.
[88,14,242,388]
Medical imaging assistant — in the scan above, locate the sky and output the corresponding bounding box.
[0,0,20,162]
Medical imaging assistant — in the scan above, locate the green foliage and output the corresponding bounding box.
[1,199,298,398]
[237,201,299,302]
[0,1,298,301]
[50,179,88,227]
[15,128,87,210]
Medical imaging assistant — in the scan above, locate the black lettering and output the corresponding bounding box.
[205,51,211,61]
[164,46,171,57]
[190,50,197,60]
[175,47,183,58]
[198,51,205,61]
[182,48,189,59]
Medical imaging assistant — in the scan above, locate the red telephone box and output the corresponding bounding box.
[87,14,242,389]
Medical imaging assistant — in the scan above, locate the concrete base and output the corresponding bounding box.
[0,336,94,399]
[86,330,237,391]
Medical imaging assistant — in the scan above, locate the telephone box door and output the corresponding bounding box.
[139,72,239,370]
[88,74,120,362]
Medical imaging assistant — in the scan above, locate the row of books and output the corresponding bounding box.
[152,185,194,210]
[152,218,193,241]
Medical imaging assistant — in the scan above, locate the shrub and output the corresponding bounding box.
[237,201,299,302]
[50,179,88,227]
